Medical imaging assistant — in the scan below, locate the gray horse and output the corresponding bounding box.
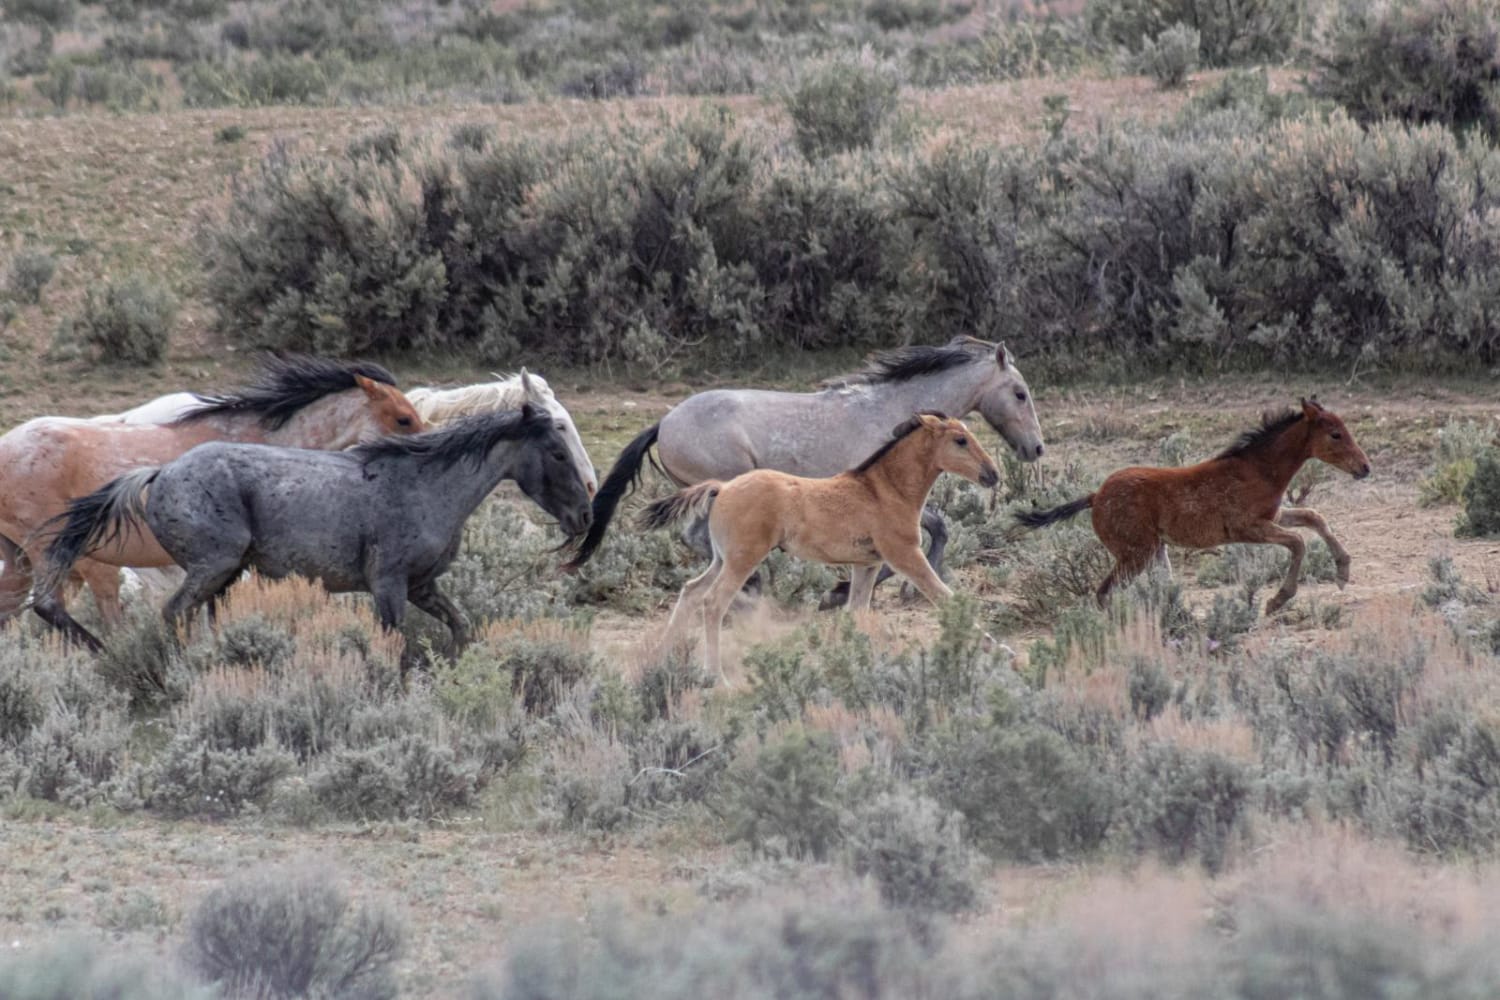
[41,404,592,654]
[566,337,1044,595]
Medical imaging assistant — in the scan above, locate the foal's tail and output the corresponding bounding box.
[563,421,661,571]
[639,481,722,532]
[1014,494,1093,530]
[35,467,159,598]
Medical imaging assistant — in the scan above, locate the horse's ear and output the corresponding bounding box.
[1300,397,1321,419]
[519,367,543,402]
[916,412,945,430]
[354,374,384,398]
[996,341,1010,367]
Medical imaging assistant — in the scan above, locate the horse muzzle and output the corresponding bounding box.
[1351,462,1371,480]
[979,465,1000,489]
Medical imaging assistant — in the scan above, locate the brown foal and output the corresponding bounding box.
[1016,399,1371,615]
[642,412,1000,678]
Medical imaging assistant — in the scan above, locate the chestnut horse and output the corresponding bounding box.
[1016,399,1371,615]
[642,412,1000,678]
[1,354,425,643]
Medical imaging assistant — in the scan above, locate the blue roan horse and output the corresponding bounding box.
[41,404,593,654]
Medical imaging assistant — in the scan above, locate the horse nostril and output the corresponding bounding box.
[1034,443,1044,458]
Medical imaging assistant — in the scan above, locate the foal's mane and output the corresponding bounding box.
[178,354,399,430]
[352,406,551,470]
[853,410,948,473]
[823,338,991,389]
[1214,408,1303,460]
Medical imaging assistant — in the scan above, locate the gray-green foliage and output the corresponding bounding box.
[725,726,845,860]
[844,787,978,916]
[1088,0,1298,66]
[1312,0,1500,143]
[201,105,1500,370]
[1119,742,1251,872]
[1136,23,1199,89]
[184,862,403,1000]
[784,54,901,159]
[1458,447,1500,537]
[5,245,55,303]
[55,271,176,365]
[0,937,208,1000]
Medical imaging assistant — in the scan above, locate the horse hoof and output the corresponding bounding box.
[820,582,851,611]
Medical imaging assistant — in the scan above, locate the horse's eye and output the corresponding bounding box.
[1330,431,1343,440]
[1015,391,1027,402]
[396,417,413,427]
[553,450,568,462]
[955,436,967,447]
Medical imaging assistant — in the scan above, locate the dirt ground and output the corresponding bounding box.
[1,375,1495,995]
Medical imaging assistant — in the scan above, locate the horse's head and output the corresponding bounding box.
[1302,397,1371,479]
[513,402,595,541]
[355,374,426,442]
[972,342,1045,462]
[520,368,598,498]
[917,412,1000,489]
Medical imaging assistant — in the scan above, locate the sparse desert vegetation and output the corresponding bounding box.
[1,0,1499,996]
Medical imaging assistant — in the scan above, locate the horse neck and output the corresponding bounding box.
[262,391,373,449]
[864,363,988,419]
[419,441,527,521]
[857,433,942,511]
[1240,420,1313,492]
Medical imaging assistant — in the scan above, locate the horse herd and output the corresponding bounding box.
[0,338,1372,675]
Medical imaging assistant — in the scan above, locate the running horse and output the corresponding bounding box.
[642,412,999,678]
[0,354,425,642]
[1015,399,1371,615]
[42,405,592,655]
[566,337,1045,601]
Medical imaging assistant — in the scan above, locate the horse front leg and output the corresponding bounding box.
[1277,507,1350,588]
[870,506,948,600]
[1237,522,1306,615]
[875,534,954,607]
[409,583,471,658]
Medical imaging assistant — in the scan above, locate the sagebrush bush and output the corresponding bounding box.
[844,787,978,916]
[477,892,932,1000]
[2,0,76,29]
[724,726,845,860]
[5,245,55,303]
[784,53,901,159]
[1119,742,1251,872]
[0,936,208,999]
[1312,0,1500,143]
[184,862,403,1000]
[309,734,480,820]
[1458,447,1500,537]
[55,272,175,365]
[1136,23,1199,88]
[1088,0,1297,66]
[922,719,1113,861]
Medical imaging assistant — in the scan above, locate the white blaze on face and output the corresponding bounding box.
[521,368,598,496]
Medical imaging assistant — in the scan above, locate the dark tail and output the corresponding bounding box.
[36,467,159,598]
[1014,494,1093,530]
[563,422,661,570]
[639,482,721,532]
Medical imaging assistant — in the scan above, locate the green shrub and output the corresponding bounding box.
[1088,0,1297,66]
[1312,0,1500,143]
[923,720,1113,861]
[1136,23,1199,88]
[96,609,190,710]
[144,731,293,818]
[724,727,845,860]
[54,272,175,365]
[185,863,403,1000]
[0,937,207,999]
[1458,447,1500,537]
[478,894,931,1000]
[180,54,333,107]
[844,787,978,916]
[1119,742,1251,872]
[309,735,480,820]
[2,0,76,29]
[5,245,55,303]
[784,54,901,159]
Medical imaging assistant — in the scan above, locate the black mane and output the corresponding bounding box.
[825,339,990,389]
[853,410,948,473]
[352,406,550,469]
[1215,408,1303,460]
[177,354,399,430]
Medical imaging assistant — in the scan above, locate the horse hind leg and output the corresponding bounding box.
[700,545,773,683]
[163,562,245,637]
[76,559,126,628]
[31,586,104,653]
[660,554,722,656]
[1278,506,1350,587]
[0,535,30,626]
[1096,545,1156,607]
